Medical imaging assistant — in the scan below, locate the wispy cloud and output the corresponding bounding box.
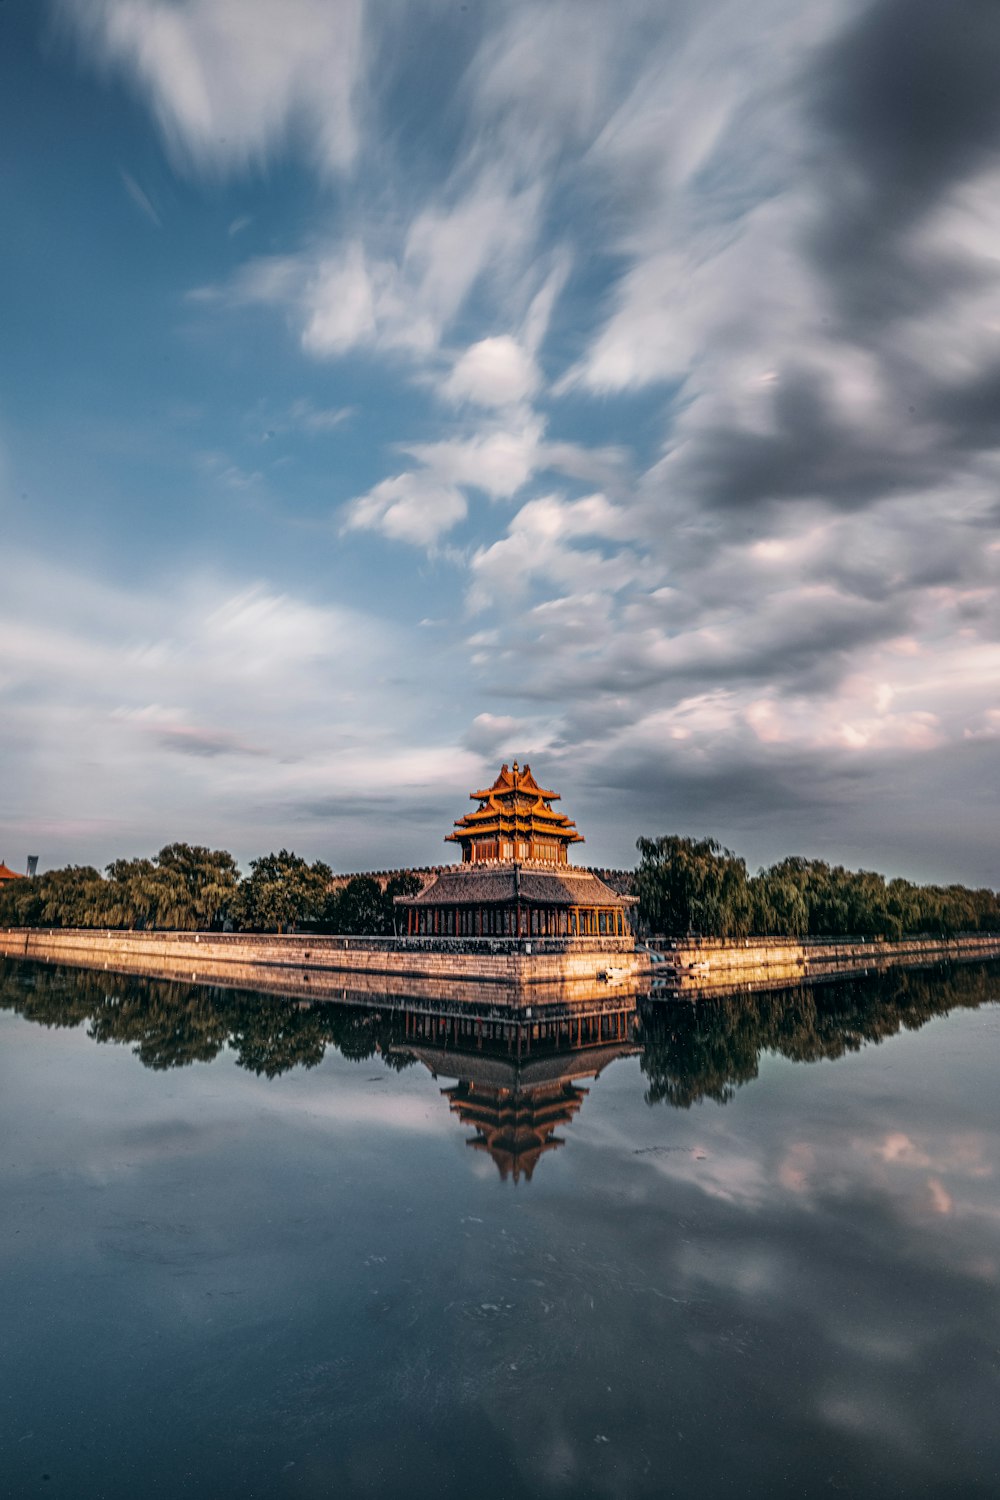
[8,0,1000,881]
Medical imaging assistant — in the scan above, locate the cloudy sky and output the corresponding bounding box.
[2,0,999,882]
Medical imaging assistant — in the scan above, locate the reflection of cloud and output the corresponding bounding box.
[778,1142,815,1194]
[876,1131,931,1167]
[926,1178,954,1216]
[271,1090,448,1138]
[864,1130,994,1180]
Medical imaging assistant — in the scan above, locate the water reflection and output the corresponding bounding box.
[637,962,1000,1108]
[409,1044,638,1182]
[2,957,1000,1498]
[3,956,998,1177]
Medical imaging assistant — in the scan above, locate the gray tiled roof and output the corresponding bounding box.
[396,862,635,907]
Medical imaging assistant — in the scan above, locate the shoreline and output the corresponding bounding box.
[0,927,642,1008]
[649,932,1000,996]
[2,927,1000,1006]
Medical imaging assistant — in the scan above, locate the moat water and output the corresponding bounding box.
[2,957,999,1499]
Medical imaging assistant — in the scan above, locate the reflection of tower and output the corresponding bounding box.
[445,1077,586,1182]
[407,1043,635,1182]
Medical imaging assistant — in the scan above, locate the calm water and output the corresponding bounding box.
[2,958,999,1500]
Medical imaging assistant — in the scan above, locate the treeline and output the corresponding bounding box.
[0,843,421,935]
[635,835,1000,939]
[5,833,998,940]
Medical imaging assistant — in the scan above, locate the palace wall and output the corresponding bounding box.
[327,865,635,894]
[651,933,1000,995]
[0,928,643,1008]
[4,928,997,1008]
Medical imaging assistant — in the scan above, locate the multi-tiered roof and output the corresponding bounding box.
[396,763,635,941]
[446,761,583,865]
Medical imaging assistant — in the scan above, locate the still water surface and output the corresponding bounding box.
[2,958,999,1499]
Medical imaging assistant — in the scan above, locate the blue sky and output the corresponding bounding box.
[2,0,999,883]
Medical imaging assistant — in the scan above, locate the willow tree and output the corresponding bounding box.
[635,835,752,938]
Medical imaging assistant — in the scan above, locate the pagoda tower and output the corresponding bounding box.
[395,763,636,942]
[446,762,583,865]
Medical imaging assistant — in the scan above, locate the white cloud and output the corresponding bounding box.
[467,491,639,611]
[66,0,364,175]
[210,172,546,367]
[301,241,377,355]
[407,410,545,500]
[442,335,540,409]
[0,550,480,867]
[462,711,549,758]
[342,409,550,549]
[341,472,467,547]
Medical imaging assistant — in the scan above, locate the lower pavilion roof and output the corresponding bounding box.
[395,861,636,909]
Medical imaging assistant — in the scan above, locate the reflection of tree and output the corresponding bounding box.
[0,959,407,1077]
[5,957,997,1112]
[638,961,1000,1108]
[86,982,232,1070]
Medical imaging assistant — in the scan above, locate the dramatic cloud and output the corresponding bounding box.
[4,0,1000,880]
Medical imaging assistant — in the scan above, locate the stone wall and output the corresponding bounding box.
[327,864,636,894]
[0,927,643,1009]
[4,926,996,1009]
[650,933,1000,995]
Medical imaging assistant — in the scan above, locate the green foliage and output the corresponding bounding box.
[635,835,752,938]
[0,844,239,931]
[636,836,1000,939]
[324,870,423,935]
[332,875,386,934]
[232,849,333,932]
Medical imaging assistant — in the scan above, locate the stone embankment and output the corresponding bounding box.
[5,928,998,1008]
[0,927,643,1009]
[648,933,1000,996]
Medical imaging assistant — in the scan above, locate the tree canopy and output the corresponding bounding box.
[232,850,333,932]
[0,844,239,931]
[635,837,1000,938]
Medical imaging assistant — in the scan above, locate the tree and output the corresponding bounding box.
[234,850,333,932]
[750,867,809,936]
[334,876,386,935]
[635,835,751,937]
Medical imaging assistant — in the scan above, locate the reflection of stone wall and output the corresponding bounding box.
[0,928,644,1008]
[652,933,1000,995]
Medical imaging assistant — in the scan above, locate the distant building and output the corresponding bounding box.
[396,762,635,939]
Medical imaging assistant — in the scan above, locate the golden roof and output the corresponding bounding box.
[446,762,584,851]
